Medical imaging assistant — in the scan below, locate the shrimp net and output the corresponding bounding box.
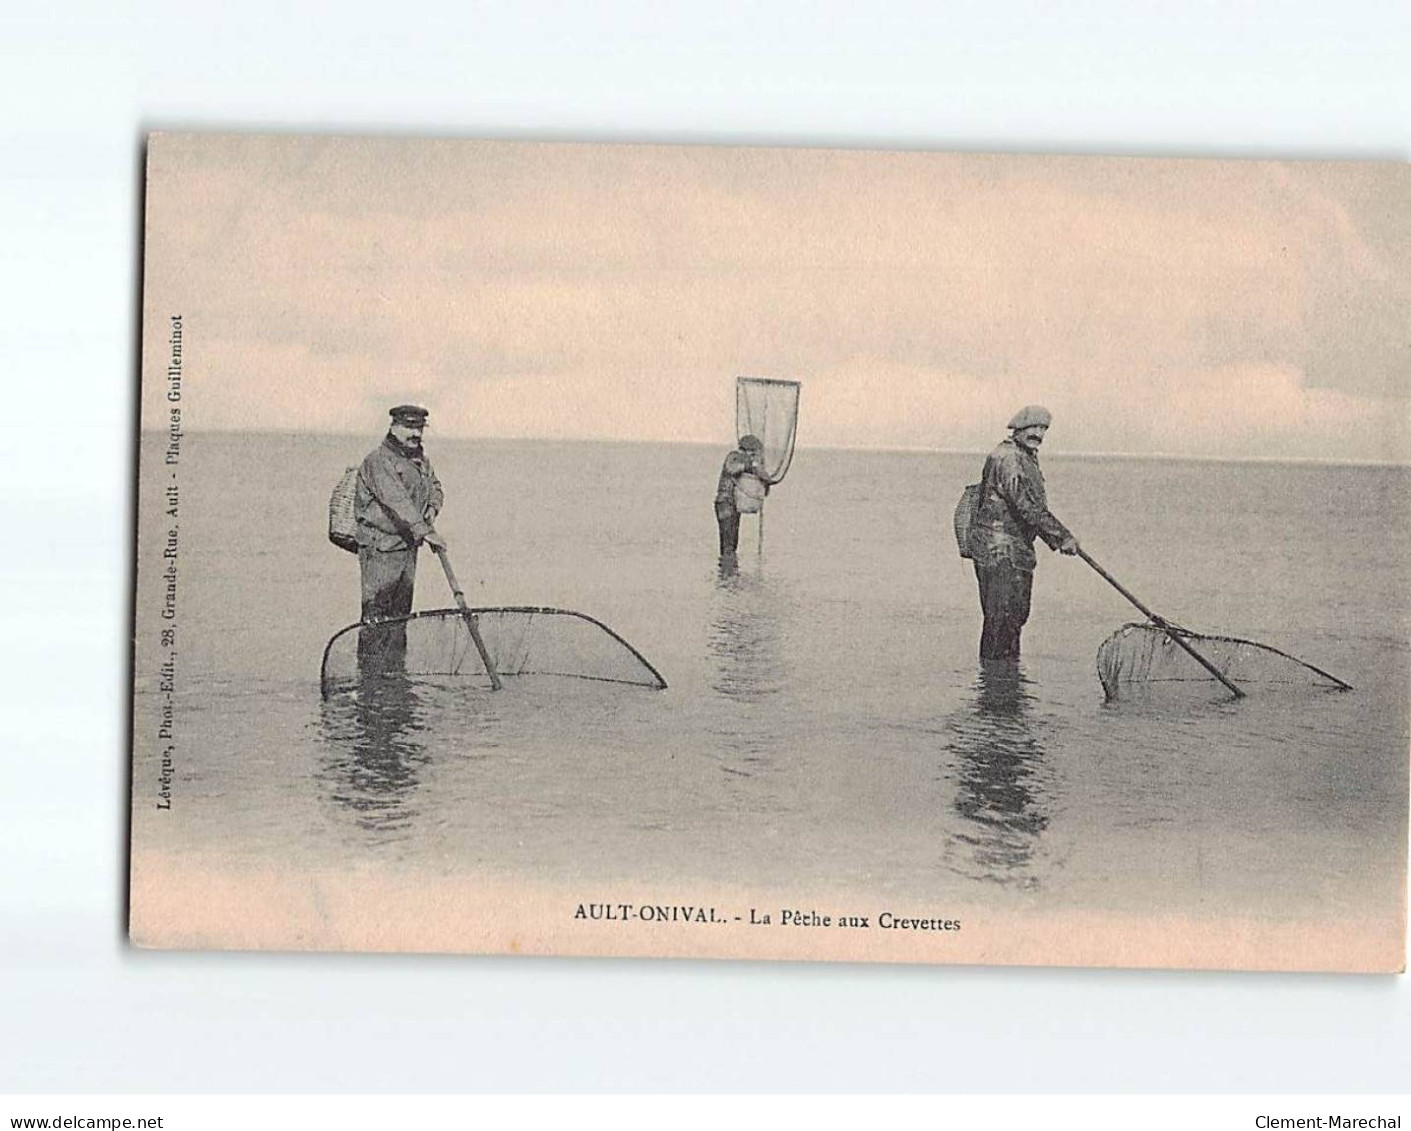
[1096,622,1352,701]
[321,606,668,697]
[736,376,801,484]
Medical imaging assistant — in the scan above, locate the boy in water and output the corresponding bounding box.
[714,434,768,557]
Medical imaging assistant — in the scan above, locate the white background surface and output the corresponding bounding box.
[1,0,1408,1093]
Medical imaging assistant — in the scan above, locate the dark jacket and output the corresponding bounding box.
[355,435,444,551]
[968,438,1070,571]
[715,449,767,516]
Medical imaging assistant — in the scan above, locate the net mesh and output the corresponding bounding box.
[1096,622,1351,701]
[321,607,668,696]
[736,376,801,484]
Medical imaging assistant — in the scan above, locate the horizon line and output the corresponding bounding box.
[143,426,1411,469]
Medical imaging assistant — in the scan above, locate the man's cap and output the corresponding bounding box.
[1007,405,1052,431]
[389,404,430,425]
[738,434,764,451]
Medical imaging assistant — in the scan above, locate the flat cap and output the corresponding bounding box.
[1007,405,1052,430]
[738,434,764,452]
[389,404,430,424]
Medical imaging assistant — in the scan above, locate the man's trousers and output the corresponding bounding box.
[358,547,417,673]
[973,559,1033,660]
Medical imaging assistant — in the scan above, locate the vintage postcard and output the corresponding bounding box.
[130,133,1409,971]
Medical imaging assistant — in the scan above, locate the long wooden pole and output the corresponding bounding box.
[1077,547,1245,699]
[434,546,502,691]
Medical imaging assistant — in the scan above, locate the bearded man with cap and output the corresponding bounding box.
[354,405,446,664]
[967,405,1079,660]
[715,434,768,557]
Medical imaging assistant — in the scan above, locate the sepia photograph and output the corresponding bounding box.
[129,133,1409,972]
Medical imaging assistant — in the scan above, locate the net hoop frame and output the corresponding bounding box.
[735,375,801,485]
[320,605,669,697]
[1097,620,1353,692]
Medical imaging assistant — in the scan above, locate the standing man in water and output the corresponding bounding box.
[355,405,446,666]
[967,405,1078,660]
[714,434,767,558]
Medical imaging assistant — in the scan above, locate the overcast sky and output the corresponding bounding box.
[143,134,1411,462]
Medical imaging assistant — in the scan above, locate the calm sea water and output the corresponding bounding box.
[134,433,1410,923]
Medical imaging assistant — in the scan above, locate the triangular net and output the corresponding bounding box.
[321,606,668,696]
[1096,622,1351,701]
[736,376,801,484]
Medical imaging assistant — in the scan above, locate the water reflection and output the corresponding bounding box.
[941,660,1053,888]
[705,564,790,776]
[708,564,788,702]
[316,674,431,841]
